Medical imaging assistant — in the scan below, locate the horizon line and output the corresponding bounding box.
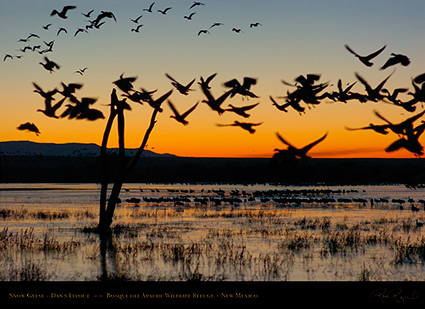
[1,139,423,160]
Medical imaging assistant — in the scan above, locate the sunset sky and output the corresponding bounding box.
[2,0,425,158]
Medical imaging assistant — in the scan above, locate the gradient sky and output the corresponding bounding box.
[2,0,425,158]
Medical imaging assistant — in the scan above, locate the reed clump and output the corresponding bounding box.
[0,207,96,221]
[0,227,80,253]
[392,236,425,264]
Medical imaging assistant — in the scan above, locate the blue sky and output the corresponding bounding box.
[2,0,425,157]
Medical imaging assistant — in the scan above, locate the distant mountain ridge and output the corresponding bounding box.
[0,141,177,158]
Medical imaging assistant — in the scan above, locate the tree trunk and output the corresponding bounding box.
[97,89,167,232]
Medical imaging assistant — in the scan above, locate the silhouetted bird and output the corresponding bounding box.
[345,44,386,67]
[74,28,88,37]
[158,7,172,15]
[198,29,210,36]
[74,67,88,75]
[146,90,173,112]
[51,5,76,19]
[373,110,425,136]
[62,97,104,121]
[413,73,425,85]
[113,74,137,93]
[406,78,425,106]
[167,100,198,125]
[345,124,390,135]
[381,53,410,70]
[130,15,143,23]
[200,84,232,115]
[226,102,259,118]
[42,23,52,30]
[250,22,263,28]
[381,88,408,105]
[17,122,40,135]
[165,73,195,95]
[224,77,258,99]
[184,12,196,20]
[355,72,393,102]
[270,96,290,113]
[143,2,155,12]
[325,79,357,103]
[33,82,61,118]
[279,92,306,114]
[39,57,60,73]
[122,91,143,104]
[217,121,263,134]
[18,46,32,53]
[275,132,328,160]
[381,88,415,112]
[131,24,143,32]
[81,9,94,18]
[198,73,217,90]
[386,127,424,157]
[43,40,55,48]
[92,21,105,29]
[137,88,158,103]
[3,54,13,61]
[57,27,67,36]
[27,33,39,40]
[37,97,66,118]
[91,11,116,27]
[282,74,328,107]
[232,28,243,33]
[294,73,322,87]
[209,23,223,29]
[59,82,83,100]
[38,45,52,53]
[190,2,205,9]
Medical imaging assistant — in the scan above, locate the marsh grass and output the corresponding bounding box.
[392,236,425,264]
[1,204,425,281]
[0,207,96,221]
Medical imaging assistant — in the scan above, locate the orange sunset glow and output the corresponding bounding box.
[2,1,425,159]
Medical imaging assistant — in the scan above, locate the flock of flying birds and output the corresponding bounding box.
[7,4,425,161]
[3,2,262,63]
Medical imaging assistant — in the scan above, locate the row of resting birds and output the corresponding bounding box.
[3,3,263,63]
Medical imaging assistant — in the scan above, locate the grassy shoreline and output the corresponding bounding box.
[1,202,425,282]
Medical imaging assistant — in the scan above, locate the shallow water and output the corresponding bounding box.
[1,183,425,281]
[1,182,424,207]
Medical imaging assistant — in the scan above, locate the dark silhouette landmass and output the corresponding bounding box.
[1,142,425,185]
[0,141,176,157]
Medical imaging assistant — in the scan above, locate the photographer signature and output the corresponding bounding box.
[370,288,420,304]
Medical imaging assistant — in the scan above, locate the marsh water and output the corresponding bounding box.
[1,183,425,281]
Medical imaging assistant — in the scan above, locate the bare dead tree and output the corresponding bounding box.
[98,86,172,232]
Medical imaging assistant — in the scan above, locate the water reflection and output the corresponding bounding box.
[99,232,120,281]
